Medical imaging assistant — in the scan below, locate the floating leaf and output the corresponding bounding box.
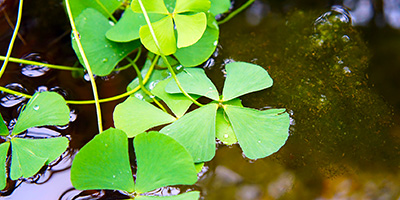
[10,137,69,180]
[106,9,165,42]
[0,142,10,190]
[209,0,231,16]
[166,68,219,101]
[174,0,211,13]
[135,131,198,193]
[215,108,237,145]
[69,0,121,19]
[136,191,200,200]
[71,128,135,192]
[140,16,177,55]
[224,105,289,159]
[160,103,218,163]
[12,92,70,135]
[113,97,176,137]
[222,62,273,101]
[174,24,219,67]
[72,8,140,76]
[152,78,196,118]
[0,114,8,136]
[194,163,204,173]
[175,13,207,48]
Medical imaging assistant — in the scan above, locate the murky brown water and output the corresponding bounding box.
[0,0,400,199]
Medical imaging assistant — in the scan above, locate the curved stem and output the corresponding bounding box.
[0,0,24,79]
[0,55,83,71]
[137,0,203,107]
[0,55,159,104]
[128,57,167,112]
[65,0,103,133]
[218,0,255,25]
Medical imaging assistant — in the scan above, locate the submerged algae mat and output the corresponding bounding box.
[200,8,399,200]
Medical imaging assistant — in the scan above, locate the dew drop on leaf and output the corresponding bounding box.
[224,134,229,138]
[101,58,108,63]
[33,105,40,110]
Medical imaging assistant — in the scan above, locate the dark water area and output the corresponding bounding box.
[0,0,400,199]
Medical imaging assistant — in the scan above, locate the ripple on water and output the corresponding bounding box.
[20,53,50,77]
[0,83,28,107]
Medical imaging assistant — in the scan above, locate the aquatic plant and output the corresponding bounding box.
[0,0,288,198]
[0,92,70,190]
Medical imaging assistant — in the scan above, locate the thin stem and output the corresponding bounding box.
[65,0,103,133]
[128,57,167,112]
[114,47,142,71]
[0,55,159,104]
[137,0,203,107]
[0,55,83,71]
[94,0,118,23]
[218,0,255,25]
[0,0,24,79]
[2,10,27,45]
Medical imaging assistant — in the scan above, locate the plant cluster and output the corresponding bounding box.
[0,0,290,198]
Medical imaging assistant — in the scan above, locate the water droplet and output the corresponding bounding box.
[105,144,108,147]
[213,41,218,46]
[33,105,40,110]
[209,87,213,90]
[224,134,229,138]
[257,140,261,143]
[102,58,108,63]
[342,35,350,42]
[112,175,116,178]
[343,66,351,73]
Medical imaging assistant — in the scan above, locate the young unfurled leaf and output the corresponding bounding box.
[222,62,273,102]
[10,137,69,180]
[72,8,140,76]
[113,97,176,137]
[0,114,8,136]
[135,131,198,193]
[166,68,219,101]
[0,142,10,190]
[71,128,135,192]
[224,105,290,159]
[12,92,70,135]
[160,103,218,163]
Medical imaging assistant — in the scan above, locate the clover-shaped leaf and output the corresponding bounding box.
[164,62,290,160]
[71,129,199,199]
[69,0,122,19]
[12,92,70,135]
[129,0,210,55]
[10,137,69,180]
[72,8,140,76]
[209,0,231,16]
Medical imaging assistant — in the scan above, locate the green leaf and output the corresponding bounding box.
[160,103,218,163]
[140,16,177,55]
[209,0,231,16]
[12,92,70,135]
[174,0,211,13]
[10,137,69,180]
[222,62,273,101]
[135,131,198,194]
[72,8,140,76]
[106,9,165,42]
[165,68,219,101]
[136,191,200,200]
[113,97,176,137]
[175,13,207,48]
[0,142,10,190]
[215,108,237,145]
[131,0,169,14]
[69,0,122,19]
[152,78,196,118]
[194,163,204,173]
[0,113,8,136]
[174,25,219,67]
[71,128,135,192]
[224,105,290,160]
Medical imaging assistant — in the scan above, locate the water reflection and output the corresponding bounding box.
[20,53,50,77]
[0,83,27,107]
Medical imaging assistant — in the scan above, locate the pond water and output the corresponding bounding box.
[0,0,400,199]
